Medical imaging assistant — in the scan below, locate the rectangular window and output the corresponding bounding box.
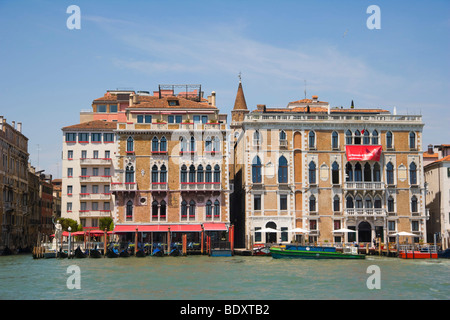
[168,115,174,123]
[104,133,114,143]
[281,227,288,242]
[93,151,99,159]
[193,115,200,123]
[137,115,144,123]
[80,185,87,194]
[66,133,76,142]
[104,185,110,193]
[67,185,72,195]
[104,202,110,211]
[388,221,396,231]
[145,115,152,123]
[92,168,99,176]
[109,105,117,113]
[105,150,110,159]
[67,150,73,159]
[104,168,110,176]
[67,202,72,211]
[67,168,73,177]
[310,220,317,230]
[202,115,208,124]
[92,202,98,211]
[92,185,99,194]
[92,133,101,142]
[79,133,89,143]
[97,105,106,112]
[81,150,87,159]
[175,115,182,123]
[255,227,261,242]
[411,221,419,232]
[254,195,261,210]
[81,168,87,176]
[280,195,287,210]
[80,202,87,211]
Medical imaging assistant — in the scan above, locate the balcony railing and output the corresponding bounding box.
[79,193,112,200]
[344,182,384,190]
[111,182,137,192]
[79,175,111,183]
[80,158,112,165]
[345,208,386,217]
[151,182,168,191]
[180,182,221,191]
[79,210,112,218]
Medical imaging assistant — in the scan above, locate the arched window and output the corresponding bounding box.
[409,162,417,185]
[333,195,340,212]
[160,136,167,152]
[214,200,220,218]
[160,200,166,219]
[181,200,187,218]
[364,163,372,182]
[345,163,353,182]
[374,195,382,209]
[355,195,363,208]
[126,200,133,221]
[180,165,187,183]
[206,200,212,218]
[354,130,361,145]
[151,165,159,183]
[205,137,212,152]
[189,200,196,218]
[197,164,204,183]
[346,195,354,209]
[308,161,316,184]
[127,136,134,152]
[354,163,362,182]
[160,165,167,183]
[386,162,394,185]
[345,130,352,145]
[309,195,316,212]
[372,130,379,145]
[409,132,416,149]
[280,130,286,141]
[152,136,159,152]
[152,200,159,220]
[388,196,395,212]
[365,195,373,208]
[332,131,339,149]
[213,136,220,152]
[214,164,221,183]
[253,130,260,145]
[189,164,196,183]
[252,156,262,183]
[373,163,381,182]
[332,161,340,185]
[180,137,187,152]
[308,131,316,149]
[125,164,134,183]
[278,156,288,183]
[411,196,418,213]
[363,130,370,145]
[205,165,212,183]
[386,131,393,149]
[190,136,196,152]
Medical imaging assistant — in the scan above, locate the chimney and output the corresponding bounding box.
[257,104,266,112]
[428,144,434,154]
[17,122,22,133]
[0,116,3,131]
[211,91,216,107]
[312,95,318,102]
[12,121,15,129]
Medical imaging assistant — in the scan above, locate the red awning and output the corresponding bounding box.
[203,223,228,231]
[169,224,202,232]
[114,225,139,233]
[345,145,382,161]
[139,225,170,232]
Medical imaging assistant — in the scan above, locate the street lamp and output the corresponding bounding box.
[68,226,72,259]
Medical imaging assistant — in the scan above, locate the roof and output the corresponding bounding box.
[233,82,248,111]
[425,155,450,168]
[423,153,438,158]
[288,98,329,105]
[252,106,389,114]
[62,120,117,131]
[128,96,217,110]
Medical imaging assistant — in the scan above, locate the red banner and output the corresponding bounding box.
[345,145,382,161]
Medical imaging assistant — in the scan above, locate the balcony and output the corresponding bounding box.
[279,139,288,148]
[79,193,112,200]
[79,175,111,183]
[80,158,112,166]
[79,210,112,218]
[151,182,168,191]
[345,208,386,217]
[344,182,384,190]
[111,182,137,192]
[180,182,221,192]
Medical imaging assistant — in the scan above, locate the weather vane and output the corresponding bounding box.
[238,72,242,83]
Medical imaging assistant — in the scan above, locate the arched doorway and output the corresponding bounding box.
[265,222,277,243]
[358,221,372,243]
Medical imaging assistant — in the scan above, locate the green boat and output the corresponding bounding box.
[270,245,365,260]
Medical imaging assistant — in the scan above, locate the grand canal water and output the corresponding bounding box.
[0,254,449,300]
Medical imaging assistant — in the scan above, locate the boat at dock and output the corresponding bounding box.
[270,245,366,259]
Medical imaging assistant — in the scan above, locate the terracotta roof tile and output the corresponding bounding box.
[233,82,248,111]
[62,120,117,131]
[129,96,216,110]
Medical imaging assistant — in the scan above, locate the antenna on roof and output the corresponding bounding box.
[304,80,307,99]
[238,71,242,83]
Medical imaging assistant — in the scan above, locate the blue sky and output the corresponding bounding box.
[0,0,449,177]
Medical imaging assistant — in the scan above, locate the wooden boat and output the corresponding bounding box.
[119,249,130,257]
[252,244,271,256]
[399,251,437,259]
[169,246,181,256]
[58,249,68,259]
[106,248,119,258]
[89,249,102,258]
[152,247,164,257]
[136,248,146,257]
[74,246,87,258]
[270,245,365,259]
[438,248,450,259]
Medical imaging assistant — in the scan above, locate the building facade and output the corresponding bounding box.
[425,144,450,249]
[61,120,117,230]
[0,117,29,252]
[230,82,427,249]
[112,87,231,242]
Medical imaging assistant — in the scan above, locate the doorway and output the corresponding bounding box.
[358,221,372,243]
[265,222,277,243]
